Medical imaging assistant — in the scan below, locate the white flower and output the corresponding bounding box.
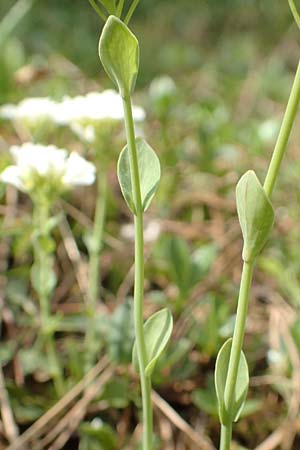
[62,153,96,186]
[0,90,145,127]
[149,76,177,101]
[69,123,96,143]
[52,90,145,125]
[0,143,96,192]
[0,97,58,122]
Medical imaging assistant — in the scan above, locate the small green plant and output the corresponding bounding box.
[0,143,96,395]
[97,7,173,450]
[214,3,300,448]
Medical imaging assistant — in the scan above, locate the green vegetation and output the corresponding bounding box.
[0,1,299,449]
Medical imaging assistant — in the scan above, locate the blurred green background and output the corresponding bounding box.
[0,1,300,450]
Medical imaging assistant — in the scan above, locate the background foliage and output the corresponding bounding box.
[0,1,299,449]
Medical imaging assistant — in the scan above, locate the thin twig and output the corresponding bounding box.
[6,357,108,450]
[151,390,215,450]
[0,368,18,443]
[40,367,113,450]
[58,211,89,304]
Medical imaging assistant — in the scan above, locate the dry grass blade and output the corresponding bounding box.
[58,210,90,304]
[6,357,108,450]
[151,390,215,450]
[0,367,18,443]
[40,367,113,450]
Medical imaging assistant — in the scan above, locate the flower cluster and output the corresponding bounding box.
[0,90,145,125]
[0,143,96,193]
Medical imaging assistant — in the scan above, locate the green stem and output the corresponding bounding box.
[0,0,37,45]
[33,203,64,396]
[116,0,125,17]
[124,0,139,24]
[223,261,254,411]
[88,173,107,307]
[219,60,300,450]
[220,424,232,450]
[122,94,153,450]
[88,0,107,21]
[288,0,300,29]
[264,59,300,197]
[85,172,107,370]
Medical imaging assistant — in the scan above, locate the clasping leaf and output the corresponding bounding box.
[214,338,249,425]
[99,15,139,97]
[132,308,173,377]
[236,170,274,263]
[117,138,161,214]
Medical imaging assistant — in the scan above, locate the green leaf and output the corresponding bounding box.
[214,338,249,425]
[79,419,116,450]
[99,15,139,97]
[117,138,161,213]
[30,258,57,297]
[192,377,219,418]
[100,377,130,408]
[107,299,135,365]
[167,236,191,295]
[236,170,274,263]
[132,308,173,377]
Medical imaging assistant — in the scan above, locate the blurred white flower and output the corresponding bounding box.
[62,152,96,186]
[149,75,177,101]
[0,97,58,122]
[0,90,145,127]
[52,90,145,125]
[69,123,96,143]
[0,143,96,192]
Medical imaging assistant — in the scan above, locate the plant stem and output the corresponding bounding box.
[220,424,232,450]
[0,0,37,45]
[219,59,300,450]
[223,262,253,412]
[34,203,64,396]
[88,172,107,307]
[288,0,300,29]
[88,0,107,21]
[116,0,125,17]
[122,94,153,450]
[85,172,107,370]
[264,59,300,197]
[220,261,254,449]
[124,0,139,24]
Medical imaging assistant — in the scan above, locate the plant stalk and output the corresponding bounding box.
[219,59,300,450]
[220,261,254,448]
[85,172,107,369]
[122,94,153,450]
[34,202,64,396]
[264,59,300,197]
[88,0,107,21]
[220,424,232,450]
[88,172,107,307]
[116,0,125,17]
[124,0,140,24]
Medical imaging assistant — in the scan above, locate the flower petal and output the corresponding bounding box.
[63,153,96,186]
[0,166,26,191]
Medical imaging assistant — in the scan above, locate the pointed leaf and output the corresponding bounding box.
[117,138,161,214]
[132,308,173,377]
[214,338,249,425]
[236,170,274,262]
[99,15,139,97]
